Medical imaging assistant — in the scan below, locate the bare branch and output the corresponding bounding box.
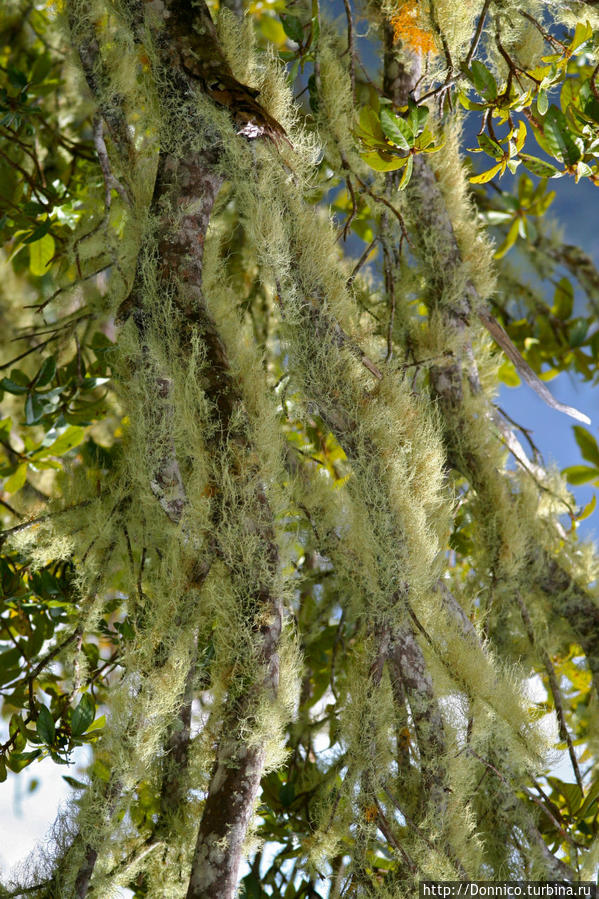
[465,0,493,67]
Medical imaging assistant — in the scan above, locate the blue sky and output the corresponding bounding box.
[497,172,599,543]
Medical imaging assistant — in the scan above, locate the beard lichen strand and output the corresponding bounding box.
[287,23,567,880]
[113,149,286,899]
[137,50,289,899]
[188,96,460,889]
[372,31,599,697]
[212,23,552,878]
[380,42,589,881]
[291,453,548,881]
[404,112,599,694]
[222,143,468,876]
[30,2,290,897]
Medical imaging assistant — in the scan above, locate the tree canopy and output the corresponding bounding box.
[1,0,599,897]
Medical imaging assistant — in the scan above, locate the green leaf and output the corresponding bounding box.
[35,356,56,387]
[357,106,386,145]
[514,120,527,153]
[23,220,52,244]
[0,377,28,395]
[467,60,498,100]
[259,15,286,45]
[547,777,582,816]
[578,777,599,819]
[407,98,429,134]
[25,393,45,425]
[398,154,413,190]
[537,88,548,116]
[562,464,599,485]
[36,705,55,746]
[573,426,599,467]
[470,162,503,184]
[520,154,561,178]
[569,319,589,348]
[577,493,596,523]
[279,780,296,807]
[379,108,412,150]
[494,219,520,259]
[552,278,574,320]
[360,150,407,172]
[567,21,593,56]
[85,714,105,733]
[71,693,95,737]
[6,750,42,772]
[280,15,304,45]
[0,416,12,439]
[543,106,581,165]
[30,54,53,85]
[0,756,6,783]
[477,133,503,158]
[458,91,486,111]
[29,232,55,277]
[32,425,85,459]
[240,873,261,899]
[7,67,28,90]
[62,775,87,789]
[80,376,110,390]
[482,211,513,225]
[575,161,593,182]
[4,463,27,494]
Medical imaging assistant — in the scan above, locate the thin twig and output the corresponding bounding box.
[26,265,111,312]
[465,0,493,67]
[347,237,378,285]
[353,172,412,248]
[0,497,23,518]
[137,546,146,605]
[478,307,590,424]
[8,628,82,694]
[373,798,418,872]
[339,171,358,241]
[341,0,356,101]
[467,747,584,850]
[92,114,130,206]
[515,592,584,792]
[531,776,566,828]
[0,500,93,544]
[496,404,542,464]
[0,335,57,370]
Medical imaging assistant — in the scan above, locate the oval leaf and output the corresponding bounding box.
[29,232,55,277]
[562,464,599,485]
[520,154,561,178]
[71,693,95,737]
[543,106,581,165]
[36,705,55,746]
[573,426,599,467]
[468,60,498,100]
[379,107,412,150]
[4,463,28,494]
[470,162,503,184]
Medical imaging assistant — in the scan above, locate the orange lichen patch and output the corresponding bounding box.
[398,725,412,750]
[364,804,378,823]
[390,1,437,55]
